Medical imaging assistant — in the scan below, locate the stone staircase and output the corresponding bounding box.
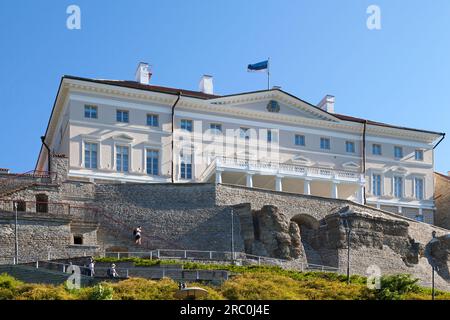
[0,171,55,198]
[0,264,97,286]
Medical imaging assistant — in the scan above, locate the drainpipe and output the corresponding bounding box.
[171,92,182,183]
[433,133,445,150]
[362,121,367,205]
[40,136,51,173]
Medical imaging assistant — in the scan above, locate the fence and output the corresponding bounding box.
[28,260,229,281]
[104,249,339,272]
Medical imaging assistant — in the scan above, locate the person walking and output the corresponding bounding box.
[134,226,142,245]
[88,258,95,277]
[107,263,119,279]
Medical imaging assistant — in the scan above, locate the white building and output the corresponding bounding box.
[36,63,445,224]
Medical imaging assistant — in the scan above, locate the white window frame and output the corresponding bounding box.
[80,136,102,169]
[415,149,424,161]
[145,148,160,176]
[209,123,222,135]
[413,176,425,200]
[181,119,193,132]
[114,143,132,173]
[146,114,159,127]
[116,109,129,123]
[84,105,98,119]
[372,144,382,155]
[394,146,403,159]
[393,175,404,199]
[371,173,383,197]
[345,141,355,153]
[320,137,331,150]
[295,134,305,146]
[179,147,194,180]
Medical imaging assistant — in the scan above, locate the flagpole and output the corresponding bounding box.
[267,57,270,90]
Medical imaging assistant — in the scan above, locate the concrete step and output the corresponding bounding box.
[0,265,97,287]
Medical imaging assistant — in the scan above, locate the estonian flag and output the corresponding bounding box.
[247,60,269,72]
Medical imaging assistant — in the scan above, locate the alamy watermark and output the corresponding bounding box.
[66,5,81,30]
[367,5,381,30]
[366,264,381,289]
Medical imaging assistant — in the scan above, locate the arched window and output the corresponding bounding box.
[35,194,48,213]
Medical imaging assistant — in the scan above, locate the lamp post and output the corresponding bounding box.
[231,207,235,263]
[14,201,18,265]
[342,218,352,284]
[431,231,439,300]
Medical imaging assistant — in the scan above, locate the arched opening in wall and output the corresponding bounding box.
[13,200,26,212]
[35,194,48,213]
[73,234,83,245]
[290,214,322,265]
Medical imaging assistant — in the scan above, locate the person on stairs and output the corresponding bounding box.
[133,226,142,245]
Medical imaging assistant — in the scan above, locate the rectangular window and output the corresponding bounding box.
[346,141,355,153]
[372,144,382,155]
[295,135,305,146]
[415,150,424,161]
[394,176,403,198]
[267,130,273,143]
[146,150,159,175]
[240,127,250,140]
[180,162,192,179]
[372,174,381,196]
[116,145,129,172]
[394,146,403,159]
[415,178,424,200]
[181,119,193,132]
[84,105,97,119]
[210,123,222,134]
[147,114,159,127]
[320,137,330,150]
[84,143,98,169]
[116,110,129,123]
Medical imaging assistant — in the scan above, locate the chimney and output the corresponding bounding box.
[135,62,151,85]
[318,95,335,113]
[199,75,213,95]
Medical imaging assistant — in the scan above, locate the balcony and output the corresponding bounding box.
[200,157,364,184]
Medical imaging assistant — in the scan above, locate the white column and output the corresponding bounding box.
[331,182,339,199]
[275,176,283,192]
[246,173,253,188]
[357,184,364,204]
[215,170,222,184]
[304,179,311,195]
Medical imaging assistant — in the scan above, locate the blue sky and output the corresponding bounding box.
[0,0,449,173]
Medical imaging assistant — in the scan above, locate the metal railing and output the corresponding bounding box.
[30,260,229,281]
[103,249,339,272]
[200,156,362,182]
[0,170,57,197]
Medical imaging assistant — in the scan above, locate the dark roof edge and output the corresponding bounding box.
[35,77,65,170]
[62,75,217,99]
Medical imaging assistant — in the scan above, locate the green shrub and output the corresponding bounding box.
[87,284,114,300]
[377,274,420,300]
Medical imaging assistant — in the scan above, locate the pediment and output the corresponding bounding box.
[388,166,408,175]
[291,155,313,165]
[209,91,340,123]
[342,162,361,170]
[112,133,134,142]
